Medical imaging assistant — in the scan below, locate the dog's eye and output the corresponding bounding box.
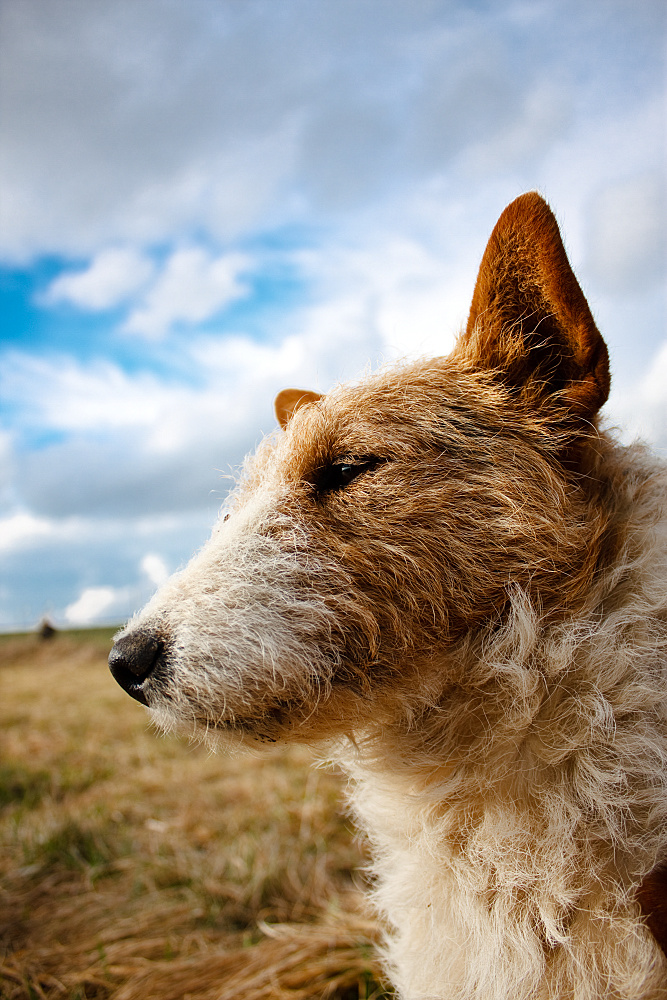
[335,463,365,487]
[316,458,381,493]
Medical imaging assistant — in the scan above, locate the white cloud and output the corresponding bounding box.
[293,235,473,363]
[0,505,215,630]
[123,249,251,337]
[534,95,666,272]
[585,172,666,292]
[64,585,124,625]
[0,428,15,500]
[0,509,173,555]
[608,340,667,451]
[44,247,155,310]
[0,354,178,434]
[0,343,297,519]
[0,0,665,632]
[0,511,57,552]
[3,183,664,528]
[140,552,169,587]
[1,0,662,260]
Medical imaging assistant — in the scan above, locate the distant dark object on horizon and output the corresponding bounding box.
[38,619,57,641]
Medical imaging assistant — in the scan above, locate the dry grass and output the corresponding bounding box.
[0,631,387,999]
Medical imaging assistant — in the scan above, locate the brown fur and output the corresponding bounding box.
[462,192,610,419]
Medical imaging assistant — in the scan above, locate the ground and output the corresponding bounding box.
[0,629,386,1000]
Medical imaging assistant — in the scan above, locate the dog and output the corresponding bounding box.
[109,193,667,999]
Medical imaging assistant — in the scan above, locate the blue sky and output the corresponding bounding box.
[0,0,665,630]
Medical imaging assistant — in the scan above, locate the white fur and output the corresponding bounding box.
[128,486,341,741]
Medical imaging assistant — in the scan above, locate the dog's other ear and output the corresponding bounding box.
[274,388,322,429]
[458,192,610,420]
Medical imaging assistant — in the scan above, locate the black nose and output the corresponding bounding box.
[108,631,164,705]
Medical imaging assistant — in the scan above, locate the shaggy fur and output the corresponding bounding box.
[110,193,667,999]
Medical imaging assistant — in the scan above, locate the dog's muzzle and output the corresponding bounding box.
[108,630,165,705]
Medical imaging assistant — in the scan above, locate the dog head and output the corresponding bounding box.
[109,193,610,745]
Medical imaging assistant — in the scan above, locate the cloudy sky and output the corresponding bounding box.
[0,0,665,631]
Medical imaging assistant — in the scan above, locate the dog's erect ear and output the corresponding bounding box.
[458,192,610,419]
[274,388,322,429]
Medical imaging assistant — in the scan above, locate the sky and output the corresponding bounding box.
[0,0,665,631]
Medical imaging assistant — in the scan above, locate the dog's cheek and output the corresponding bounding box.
[300,478,493,649]
[309,445,588,649]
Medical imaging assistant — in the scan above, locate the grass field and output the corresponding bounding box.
[0,630,387,999]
